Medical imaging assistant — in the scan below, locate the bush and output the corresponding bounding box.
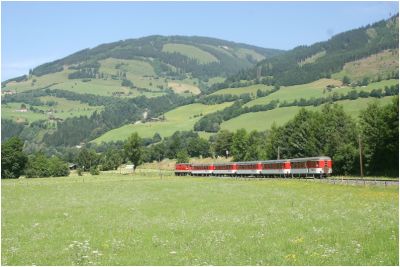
[90,166,100,175]
[25,153,70,178]
[176,150,190,163]
[1,136,28,178]
[77,168,83,176]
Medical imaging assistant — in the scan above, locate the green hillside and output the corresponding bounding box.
[211,84,273,96]
[162,43,219,64]
[221,96,397,132]
[2,36,283,102]
[2,97,103,124]
[332,49,399,82]
[93,102,232,143]
[2,35,282,92]
[244,79,398,107]
[226,15,398,86]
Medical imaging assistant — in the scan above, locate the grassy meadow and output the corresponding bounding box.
[211,84,273,96]
[162,43,218,64]
[93,102,232,143]
[3,70,73,93]
[221,96,397,132]
[244,79,398,107]
[167,81,201,95]
[2,174,398,265]
[1,97,104,123]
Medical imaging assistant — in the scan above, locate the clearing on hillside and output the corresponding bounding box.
[332,49,399,81]
[162,43,218,64]
[167,81,201,95]
[211,84,273,96]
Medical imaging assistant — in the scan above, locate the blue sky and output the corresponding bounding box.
[2,1,398,81]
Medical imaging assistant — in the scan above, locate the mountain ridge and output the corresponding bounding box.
[225,15,399,86]
[29,35,284,78]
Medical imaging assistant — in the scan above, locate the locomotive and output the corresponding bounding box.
[175,156,332,178]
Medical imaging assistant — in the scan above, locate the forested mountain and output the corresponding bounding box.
[3,35,283,86]
[226,15,399,86]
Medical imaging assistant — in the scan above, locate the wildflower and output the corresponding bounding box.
[291,236,304,244]
[285,254,296,261]
[169,251,177,255]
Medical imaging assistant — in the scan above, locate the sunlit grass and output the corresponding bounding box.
[93,102,232,142]
[162,43,218,64]
[2,174,398,265]
[221,96,397,132]
[244,79,398,107]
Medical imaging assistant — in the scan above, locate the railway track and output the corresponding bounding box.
[324,178,399,186]
[206,176,399,186]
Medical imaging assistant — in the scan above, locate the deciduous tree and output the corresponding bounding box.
[124,133,142,169]
[1,137,28,178]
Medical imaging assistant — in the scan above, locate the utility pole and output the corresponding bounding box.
[358,134,364,179]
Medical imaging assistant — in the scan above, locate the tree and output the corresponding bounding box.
[25,152,51,178]
[124,133,142,169]
[99,148,123,171]
[265,105,359,175]
[77,148,99,171]
[176,150,190,163]
[1,137,28,178]
[121,79,134,88]
[361,77,370,86]
[332,144,358,175]
[25,153,69,178]
[342,76,351,85]
[360,97,399,176]
[212,130,233,157]
[187,137,210,158]
[48,156,70,177]
[244,130,267,161]
[152,133,162,143]
[318,104,358,174]
[231,129,249,161]
[265,122,285,159]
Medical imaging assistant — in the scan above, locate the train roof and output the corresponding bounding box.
[259,159,290,163]
[289,156,331,162]
[235,159,290,164]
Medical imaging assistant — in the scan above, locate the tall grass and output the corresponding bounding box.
[2,174,398,265]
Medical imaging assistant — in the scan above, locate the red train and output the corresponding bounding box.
[175,156,332,178]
